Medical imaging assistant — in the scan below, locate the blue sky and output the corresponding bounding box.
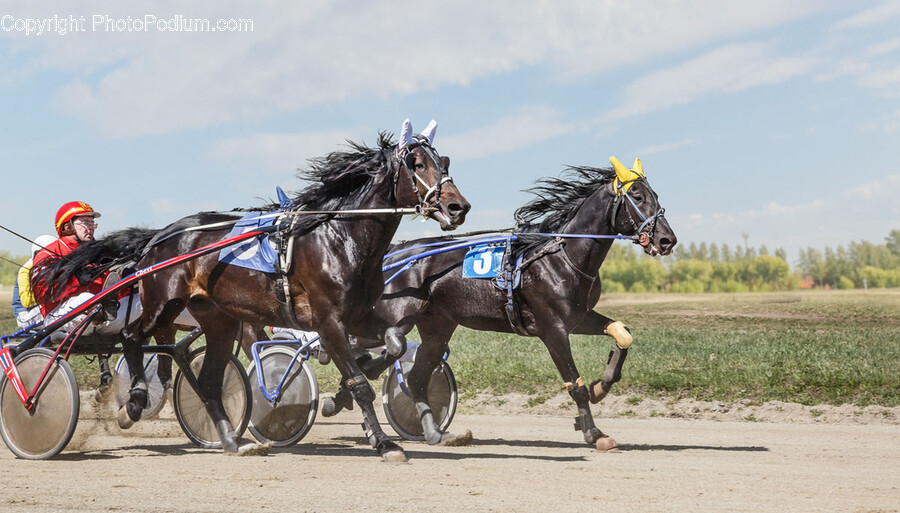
[1,1,898,264]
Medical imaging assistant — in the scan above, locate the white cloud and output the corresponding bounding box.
[438,106,577,160]
[600,43,818,123]
[2,1,824,138]
[635,138,700,156]
[833,1,900,29]
[207,129,358,175]
[670,175,900,259]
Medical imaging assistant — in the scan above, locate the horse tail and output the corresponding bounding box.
[31,227,162,302]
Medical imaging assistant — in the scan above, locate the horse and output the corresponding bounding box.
[334,157,676,450]
[41,119,470,461]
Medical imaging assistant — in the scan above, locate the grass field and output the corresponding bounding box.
[1,289,898,407]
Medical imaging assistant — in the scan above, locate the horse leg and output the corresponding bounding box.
[571,310,632,403]
[408,316,471,445]
[153,324,177,392]
[95,354,113,400]
[318,317,406,462]
[116,333,149,429]
[320,310,410,418]
[348,309,407,379]
[539,329,617,451]
[192,313,244,453]
[235,321,266,359]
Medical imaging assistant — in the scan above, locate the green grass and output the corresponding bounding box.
[1,289,898,406]
[428,289,900,407]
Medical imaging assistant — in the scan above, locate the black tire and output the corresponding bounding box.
[0,348,79,460]
[247,347,318,447]
[114,354,168,418]
[172,347,251,449]
[381,360,457,441]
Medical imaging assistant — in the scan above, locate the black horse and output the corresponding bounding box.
[339,157,675,450]
[39,120,470,461]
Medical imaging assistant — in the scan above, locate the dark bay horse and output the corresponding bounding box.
[47,120,470,461]
[345,157,675,450]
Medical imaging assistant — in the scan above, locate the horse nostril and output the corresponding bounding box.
[449,201,470,215]
[659,237,675,252]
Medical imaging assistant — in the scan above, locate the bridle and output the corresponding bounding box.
[612,177,667,248]
[394,136,454,215]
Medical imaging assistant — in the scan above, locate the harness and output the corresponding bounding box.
[496,177,666,334]
[272,139,451,328]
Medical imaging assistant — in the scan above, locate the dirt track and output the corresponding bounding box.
[1,393,898,513]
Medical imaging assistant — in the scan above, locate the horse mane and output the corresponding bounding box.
[31,227,161,301]
[512,165,616,256]
[252,132,397,236]
[390,166,615,262]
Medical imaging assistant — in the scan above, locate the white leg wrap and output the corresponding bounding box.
[605,321,633,349]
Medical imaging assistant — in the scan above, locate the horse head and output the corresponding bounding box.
[395,119,470,230]
[609,156,677,256]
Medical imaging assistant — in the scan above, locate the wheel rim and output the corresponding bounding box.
[0,349,79,459]
[248,347,318,446]
[174,351,249,447]
[114,354,167,418]
[382,361,456,440]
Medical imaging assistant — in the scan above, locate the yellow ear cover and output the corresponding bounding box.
[610,156,643,195]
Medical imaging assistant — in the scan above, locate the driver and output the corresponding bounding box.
[31,201,110,331]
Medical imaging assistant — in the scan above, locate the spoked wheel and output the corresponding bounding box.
[0,348,79,460]
[246,346,318,447]
[381,360,457,441]
[172,347,251,449]
[114,354,168,418]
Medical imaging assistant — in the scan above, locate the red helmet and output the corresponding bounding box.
[55,201,101,236]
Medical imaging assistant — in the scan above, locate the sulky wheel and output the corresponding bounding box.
[381,360,457,441]
[246,346,319,447]
[114,354,168,419]
[172,347,251,449]
[0,348,80,460]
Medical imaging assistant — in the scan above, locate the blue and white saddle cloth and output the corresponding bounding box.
[463,243,522,289]
[218,211,279,273]
[462,244,505,278]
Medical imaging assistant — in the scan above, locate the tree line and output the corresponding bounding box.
[599,230,900,292]
[2,230,899,292]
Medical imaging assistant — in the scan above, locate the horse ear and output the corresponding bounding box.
[441,156,450,170]
[399,119,414,150]
[420,120,438,145]
[632,157,644,177]
[610,156,632,183]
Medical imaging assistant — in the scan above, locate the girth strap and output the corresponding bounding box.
[272,227,302,329]
[501,241,529,336]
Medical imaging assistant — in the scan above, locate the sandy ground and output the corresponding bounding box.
[0,391,898,513]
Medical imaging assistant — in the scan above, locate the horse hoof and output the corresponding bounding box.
[595,436,619,452]
[321,390,353,417]
[94,383,112,403]
[439,429,473,447]
[117,406,136,430]
[231,442,272,457]
[381,449,408,463]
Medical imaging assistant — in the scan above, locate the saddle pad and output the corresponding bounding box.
[218,212,278,273]
[462,244,505,279]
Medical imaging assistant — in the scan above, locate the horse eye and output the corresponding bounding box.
[416,163,425,171]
